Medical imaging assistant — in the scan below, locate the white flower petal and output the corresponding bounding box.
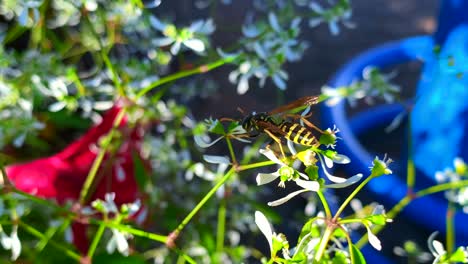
[189,20,204,33]
[183,38,205,52]
[259,148,285,166]
[48,101,67,112]
[256,171,280,185]
[203,155,230,165]
[242,25,260,38]
[366,225,382,251]
[329,21,340,35]
[287,140,297,155]
[295,179,320,191]
[10,227,20,261]
[255,211,273,255]
[170,41,181,55]
[268,189,309,206]
[149,16,166,31]
[317,154,347,183]
[324,156,334,168]
[152,37,174,47]
[272,74,286,90]
[268,13,281,32]
[237,75,249,94]
[194,134,224,148]
[106,235,117,254]
[13,133,27,147]
[432,240,446,256]
[308,18,323,27]
[309,3,323,13]
[332,154,350,164]
[325,173,362,188]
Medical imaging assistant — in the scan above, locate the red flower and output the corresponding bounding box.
[5,105,150,253]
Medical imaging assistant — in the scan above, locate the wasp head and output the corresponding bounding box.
[241,112,269,133]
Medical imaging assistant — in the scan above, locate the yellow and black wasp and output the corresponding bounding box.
[234,95,324,157]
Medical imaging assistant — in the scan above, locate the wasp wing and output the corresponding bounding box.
[268,95,319,116]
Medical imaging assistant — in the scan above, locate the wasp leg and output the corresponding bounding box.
[283,113,324,134]
[263,129,286,158]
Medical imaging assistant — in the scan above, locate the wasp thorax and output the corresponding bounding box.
[241,112,270,132]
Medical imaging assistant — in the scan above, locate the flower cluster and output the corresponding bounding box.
[428,232,468,264]
[226,12,307,94]
[435,157,468,213]
[150,16,215,55]
[322,66,401,107]
[308,0,354,35]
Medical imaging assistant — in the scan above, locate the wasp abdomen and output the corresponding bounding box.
[279,122,316,146]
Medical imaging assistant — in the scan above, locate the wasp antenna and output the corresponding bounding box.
[237,107,245,114]
[220,117,236,122]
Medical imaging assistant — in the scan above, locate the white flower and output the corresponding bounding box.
[150,16,215,55]
[428,232,446,263]
[435,158,468,212]
[370,155,393,176]
[0,225,21,261]
[255,149,320,206]
[254,211,289,258]
[362,66,400,104]
[106,229,132,256]
[365,224,382,251]
[308,1,354,35]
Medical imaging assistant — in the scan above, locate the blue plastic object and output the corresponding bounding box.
[412,24,468,182]
[320,0,468,251]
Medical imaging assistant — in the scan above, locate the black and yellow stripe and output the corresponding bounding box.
[279,121,316,146]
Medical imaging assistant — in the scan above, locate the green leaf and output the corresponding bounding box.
[448,247,467,262]
[305,165,319,180]
[227,121,241,132]
[350,244,366,264]
[208,119,226,135]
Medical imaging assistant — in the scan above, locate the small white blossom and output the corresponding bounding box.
[308,1,354,35]
[0,225,21,261]
[150,16,215,55]
[106,229,132,256]
[435,158,468,213]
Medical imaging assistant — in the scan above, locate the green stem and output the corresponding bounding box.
[446,203,455,255]
[216,198,227,253]
[82,12,124,96]
[316,190,332,219]
[174,168,236,234]
[343,227,355,264]
[105,222,167,243]
[19,222,81,261]
[79,107,127,204]
[225,137,237,165]
[87,222,107,258]
[415,180,468,197]
[406,113,415,190]
[237,160,275,171]
[333,174,374,221]
[0,162,12,186]
[136,56,238,99]
[314,226,334,261]
[36,218,72,252]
